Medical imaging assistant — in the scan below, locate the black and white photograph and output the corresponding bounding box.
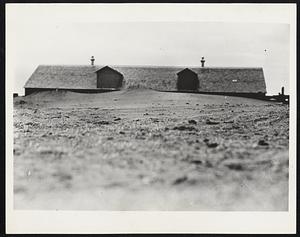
[6,3,296,234]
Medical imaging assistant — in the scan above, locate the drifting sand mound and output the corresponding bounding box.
[17,89,273,109]
[13,86,288,210]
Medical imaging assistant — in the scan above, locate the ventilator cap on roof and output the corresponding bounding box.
[91,56,95,66]
[201,57,205,67]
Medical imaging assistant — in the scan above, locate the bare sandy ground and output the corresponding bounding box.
[13,89,289,210]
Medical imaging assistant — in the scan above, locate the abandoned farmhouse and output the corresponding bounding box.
[24,57,266,96]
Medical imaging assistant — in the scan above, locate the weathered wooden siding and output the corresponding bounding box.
[24,88,118,96]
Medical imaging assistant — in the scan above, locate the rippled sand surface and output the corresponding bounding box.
[13,89,289,210]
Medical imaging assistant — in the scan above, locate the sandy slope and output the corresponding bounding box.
[13,89,289,210]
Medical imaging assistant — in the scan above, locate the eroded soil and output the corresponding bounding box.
[13,90,289,210]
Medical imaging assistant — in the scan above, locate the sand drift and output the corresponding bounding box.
[13,89,289,210]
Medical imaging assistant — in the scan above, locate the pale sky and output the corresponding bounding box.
[6,4,291,95]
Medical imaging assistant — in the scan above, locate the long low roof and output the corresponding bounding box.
[24,65,266,93]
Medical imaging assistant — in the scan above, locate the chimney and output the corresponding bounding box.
[281,86,285,95]
[90,56,95,66]
[201,57,205,67]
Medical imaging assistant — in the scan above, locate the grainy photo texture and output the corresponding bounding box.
[11,8,290,211]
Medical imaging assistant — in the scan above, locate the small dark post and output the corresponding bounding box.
[281,86,284,95]
[91,56,95,66]
[201,57,205,67]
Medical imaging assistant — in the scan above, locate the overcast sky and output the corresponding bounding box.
[7,4,291,95]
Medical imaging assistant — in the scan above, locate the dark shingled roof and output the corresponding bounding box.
[177,68,198,76]
[24,65,98,89]
[95,66,124,76]
[24,65,266,93]
[191,67,266,93]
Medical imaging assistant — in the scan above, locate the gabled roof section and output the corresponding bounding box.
[191,67,266,93]
[95,66,123,76]
[24,65,99,89]
[177,68,197,76]
[24,65,267,93]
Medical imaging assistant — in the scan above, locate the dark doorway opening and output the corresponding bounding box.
[96,66,124,89]
[176,68,199,91]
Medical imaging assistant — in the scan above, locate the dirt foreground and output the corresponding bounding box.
[13,89,289,210]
